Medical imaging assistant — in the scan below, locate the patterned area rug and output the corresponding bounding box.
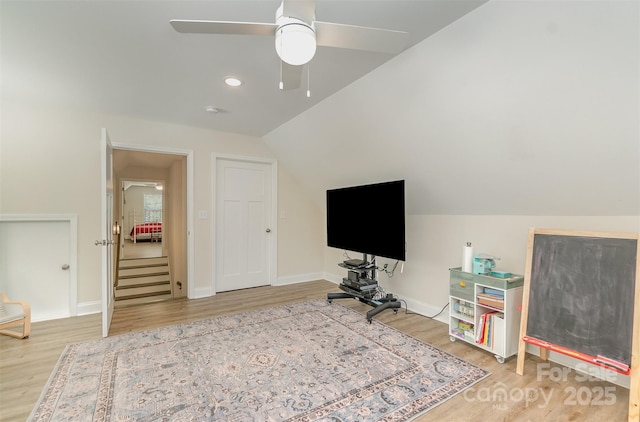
[29,299,489,421]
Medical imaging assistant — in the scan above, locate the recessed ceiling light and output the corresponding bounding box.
[224,77,242,87]
[205,106,219,113]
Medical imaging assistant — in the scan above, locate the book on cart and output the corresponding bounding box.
[477,293,504,310]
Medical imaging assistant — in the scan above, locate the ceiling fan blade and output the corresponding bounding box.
[314,21,409,54]
[170,20,276,36]
[281,62,302,91]
[281,0,315,23]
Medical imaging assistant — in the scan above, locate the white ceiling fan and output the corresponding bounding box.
[170,0,409,91]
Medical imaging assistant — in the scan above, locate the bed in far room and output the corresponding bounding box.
[130,222,162,242]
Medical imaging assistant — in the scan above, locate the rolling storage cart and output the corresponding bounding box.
[448,267,524,363]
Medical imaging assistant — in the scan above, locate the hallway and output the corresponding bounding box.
[121,239,162,259]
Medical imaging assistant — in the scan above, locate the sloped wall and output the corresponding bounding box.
[266,1,639,216]
[265,1,639,313]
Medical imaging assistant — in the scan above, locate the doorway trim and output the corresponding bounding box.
[111,143,195,299]
[211,153,278,294]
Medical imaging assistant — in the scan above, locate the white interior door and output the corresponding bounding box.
[215,158,274,292]
[100,128,115,337]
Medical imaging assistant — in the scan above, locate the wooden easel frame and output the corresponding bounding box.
[515,228,640,422]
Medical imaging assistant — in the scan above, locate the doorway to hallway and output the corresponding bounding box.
[112,147,191,309]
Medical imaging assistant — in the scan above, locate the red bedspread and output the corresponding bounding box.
[130,222,162,236]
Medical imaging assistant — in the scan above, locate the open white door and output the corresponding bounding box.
[100,128,115,337]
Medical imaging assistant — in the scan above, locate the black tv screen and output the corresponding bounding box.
[326,180,406,261]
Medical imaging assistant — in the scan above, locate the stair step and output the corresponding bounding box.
[116,280,170,290]
[115,255,172,307]
[119,270,170,279]
[119,263,168,270]
[115,295,173,308]
[115,292,173,306]
[119,256,168,268]
[115,282,170,298]
[118,274,170,287]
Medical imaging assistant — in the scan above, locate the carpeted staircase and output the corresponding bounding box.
[115,256,172,307]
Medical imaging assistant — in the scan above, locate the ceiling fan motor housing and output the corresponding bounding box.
[169,0,409,88]
[275,15,317,66]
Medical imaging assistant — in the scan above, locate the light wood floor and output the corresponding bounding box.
[121,239,162,259]
[0,280,630,421]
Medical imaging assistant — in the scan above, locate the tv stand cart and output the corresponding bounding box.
[327,255,401,323]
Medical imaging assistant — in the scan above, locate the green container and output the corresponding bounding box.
[450,267,524,290]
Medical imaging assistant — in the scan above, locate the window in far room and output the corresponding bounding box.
[144,194,162,222]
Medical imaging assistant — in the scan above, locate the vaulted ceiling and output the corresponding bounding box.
[1,0,487,137]
[3,1,638,217]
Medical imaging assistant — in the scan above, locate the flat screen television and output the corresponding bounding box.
[326,180,406,262]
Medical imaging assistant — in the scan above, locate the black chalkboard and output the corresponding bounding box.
[525,232,638,366]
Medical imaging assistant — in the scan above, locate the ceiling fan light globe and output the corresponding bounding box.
[275,23,316,66]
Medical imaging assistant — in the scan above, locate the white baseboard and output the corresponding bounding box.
[31,311,71,323]
[190,286,214,299]
[323,272,343,285]
[276,273,325,286]
[398,296,449,324]
[77,300,101,316]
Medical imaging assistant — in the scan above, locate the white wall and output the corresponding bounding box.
[260,1,640,315]
[265,0,639,216]
[2,1,638,320]
[276,164,325,284]
[325,215,640,319]
[0,101,324,310]
[311,1,640,318]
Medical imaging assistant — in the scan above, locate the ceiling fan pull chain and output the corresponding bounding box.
[306,65,311,98]
[279,60,284,90]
